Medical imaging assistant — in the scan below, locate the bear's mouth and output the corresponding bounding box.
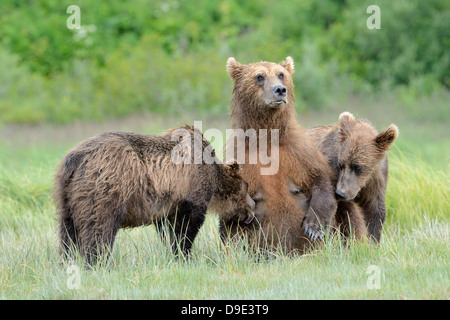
[244,213,255,224]
[267,99,286,107]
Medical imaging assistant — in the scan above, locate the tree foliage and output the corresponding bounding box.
[0,0,448,124]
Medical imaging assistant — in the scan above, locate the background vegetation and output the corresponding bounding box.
[0,0,448,124]
[0,0,448,299]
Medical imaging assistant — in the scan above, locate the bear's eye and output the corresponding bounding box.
[256,74,265,82]
[290,187,301,195]
[278,73,284,81]
[338,163,345,171]
[351,164,363,174]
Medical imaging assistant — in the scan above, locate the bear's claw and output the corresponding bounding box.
[304,225,324,242]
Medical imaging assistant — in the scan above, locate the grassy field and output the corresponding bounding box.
[0,98,448,299]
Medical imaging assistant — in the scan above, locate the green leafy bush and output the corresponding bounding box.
[321,0,450,88]
[0,0,448,124]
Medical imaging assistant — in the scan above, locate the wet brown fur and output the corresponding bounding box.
[220,57,337,253]
[306,112,399,242]
[54,126,254,265]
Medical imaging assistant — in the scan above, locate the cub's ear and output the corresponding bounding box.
[375,124,399,151]
[226,57,243,80]
[280,56,294,74]
[226,160,240,173]
[338,112,355,142]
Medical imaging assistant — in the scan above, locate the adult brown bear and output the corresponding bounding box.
[219,57,337,253]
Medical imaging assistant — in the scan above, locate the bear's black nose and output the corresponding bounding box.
[335,189,347,199]
[273,85,287,98]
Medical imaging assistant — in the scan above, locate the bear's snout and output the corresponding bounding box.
[272,84,287,100]
[335,189,347,199]
[244,193,256,224]
[268,84,287,107]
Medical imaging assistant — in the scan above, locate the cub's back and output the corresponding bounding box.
[305,125,340,174]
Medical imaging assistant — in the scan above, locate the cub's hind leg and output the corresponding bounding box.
[78,203,126,267]
[59,211,79,261]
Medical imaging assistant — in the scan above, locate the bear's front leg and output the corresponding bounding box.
[302,178,337,241]
[359,193,386,243]
[171,200,207,258]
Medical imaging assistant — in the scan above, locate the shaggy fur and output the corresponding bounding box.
[220,57,337,253]
[54,126,255,265]
[306,112,399,242]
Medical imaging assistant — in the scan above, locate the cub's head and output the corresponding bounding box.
[335,112,399,201]
[226,57,295,109]
[212,161,255,224]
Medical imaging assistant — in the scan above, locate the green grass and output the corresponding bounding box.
[0,198,448,299]
[0,106,448,299]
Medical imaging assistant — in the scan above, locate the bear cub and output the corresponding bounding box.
[306,112,399,242]
[54,125,255,265]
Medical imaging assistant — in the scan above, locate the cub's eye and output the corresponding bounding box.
[256,74,265,82]
[351,164,363,174]
[278,73,284,81]
[290,187,301,195]
[338,163,345,171]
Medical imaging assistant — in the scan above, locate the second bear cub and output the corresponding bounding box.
[306,112,399,242]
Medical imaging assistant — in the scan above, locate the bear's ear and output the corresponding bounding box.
[375,124,399,151]
[338,112,355,142]
[226,160,240,173]
[339,112,355,122]
[226,57,243,80]
[280,56,294,74]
